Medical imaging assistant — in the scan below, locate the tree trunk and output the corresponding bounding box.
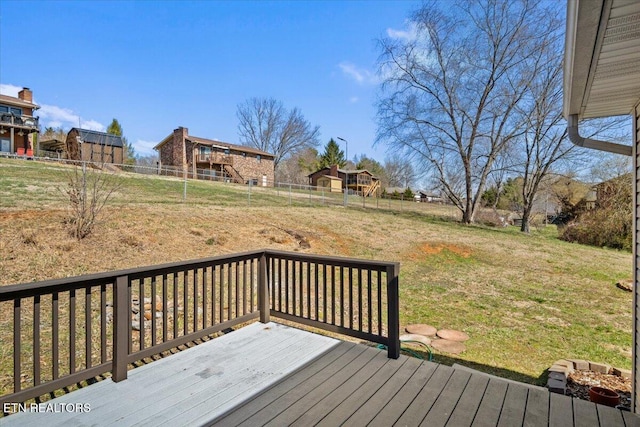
[520,206,532,233]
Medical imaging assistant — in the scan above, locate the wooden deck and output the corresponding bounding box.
[2,322,638,427]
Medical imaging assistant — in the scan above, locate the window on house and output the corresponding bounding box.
[257,155,261,162]
[224,148,230,155]
[0,105,22,116]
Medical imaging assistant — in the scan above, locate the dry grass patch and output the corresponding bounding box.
[0,157,634,387]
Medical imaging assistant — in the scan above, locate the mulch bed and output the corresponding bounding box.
[566,370,631,409]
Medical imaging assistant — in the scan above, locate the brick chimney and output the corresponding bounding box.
[173,127,189,167]
[329,164,338,177]
[18,88,33,103]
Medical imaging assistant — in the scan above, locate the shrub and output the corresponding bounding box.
[560,175,632,250]
[474,208,507,227]
[64,165,120,239]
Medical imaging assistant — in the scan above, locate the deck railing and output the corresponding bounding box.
[0,250,399,407]
[0,114,39,130]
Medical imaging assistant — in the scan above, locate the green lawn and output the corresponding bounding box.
[0,156,633,386]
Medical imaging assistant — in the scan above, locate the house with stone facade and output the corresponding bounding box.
[0,88,39,155]
[154,127,275,186]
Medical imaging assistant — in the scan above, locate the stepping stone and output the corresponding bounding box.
[436,329,469,342]
[405,324,437,337]
[431,339,465,354]
[400,334,432,346]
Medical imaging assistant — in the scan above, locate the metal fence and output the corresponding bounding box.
[0,250,400,407]
[0,152,461,219]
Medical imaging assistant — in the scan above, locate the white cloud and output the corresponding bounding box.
[0,84,22,97]
[38,104,105,131]
[338,62,378,85]
[81,120,106,132]
[386,21,419,42]
[349,96,359,103]
[134,139,158,157]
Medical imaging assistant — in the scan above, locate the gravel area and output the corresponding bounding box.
[566,370,631,409]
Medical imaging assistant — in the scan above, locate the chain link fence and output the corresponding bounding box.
[1,153,461,220]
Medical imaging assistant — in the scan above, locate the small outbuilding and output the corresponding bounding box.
[316,175,343,193]
[66,128,124,164]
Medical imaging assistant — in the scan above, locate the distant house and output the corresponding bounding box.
[308,165,380,196]
[383,187,414,200]
[154,127,275,186]
[415,190,445,203]
[0,88,39,155]
[65,128,124,164]
[584,173,632,210]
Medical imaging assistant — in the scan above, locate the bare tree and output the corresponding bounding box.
[384,154,415,188]
[589,153,632,183]
[376,0,554,224]
[514,19,572,233]
[237,97,320,169]
[274,147,319,184]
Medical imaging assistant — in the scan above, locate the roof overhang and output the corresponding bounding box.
[153,134,172,151]
[563,0,640,120]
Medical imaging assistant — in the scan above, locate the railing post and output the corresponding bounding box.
[113,275,129,382]
[258,253,270,323]
[386,263,400,359]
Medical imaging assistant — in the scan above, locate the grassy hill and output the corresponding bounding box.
[0,157,633,384]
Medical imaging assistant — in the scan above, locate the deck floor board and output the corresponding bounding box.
[522,385,550,427]
[261,346,382,426]
[497,383,529,427]
[2,321,637,427]
[314,355,410,427]
[394,364,454,426]
[445,372,490,427]
[342,356,423,427]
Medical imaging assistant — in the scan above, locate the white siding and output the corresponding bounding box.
[634,101,640,413]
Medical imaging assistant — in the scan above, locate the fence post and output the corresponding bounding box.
[289,184,292,206]
[258,253,270,323]
[113,275,129,382]
[386,264,400,359]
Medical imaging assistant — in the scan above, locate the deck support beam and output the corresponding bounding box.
[259,253,270,323]
[386,263,400,359]
[113,275,129,382]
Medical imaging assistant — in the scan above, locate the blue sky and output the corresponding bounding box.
[0,0,419,160]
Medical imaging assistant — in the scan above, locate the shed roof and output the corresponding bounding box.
[71,128,124,148]
[318,175,343,181]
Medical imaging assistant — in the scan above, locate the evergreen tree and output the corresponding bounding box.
[106,119,123,136]
[403,187,414,199]
[318,138,346,168]
[107,118,135,165]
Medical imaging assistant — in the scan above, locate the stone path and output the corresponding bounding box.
[405,324,469,355]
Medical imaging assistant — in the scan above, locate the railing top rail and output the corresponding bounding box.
[0,249,399,301]
[264,249,399,270]
[0,249,265,301]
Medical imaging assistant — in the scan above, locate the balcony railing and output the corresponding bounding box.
[0,114,39,130]
[197,152,233,165]
[0,250,399,407]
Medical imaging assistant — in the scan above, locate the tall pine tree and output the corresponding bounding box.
[318,138,346,168]
[106,118,135,165]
